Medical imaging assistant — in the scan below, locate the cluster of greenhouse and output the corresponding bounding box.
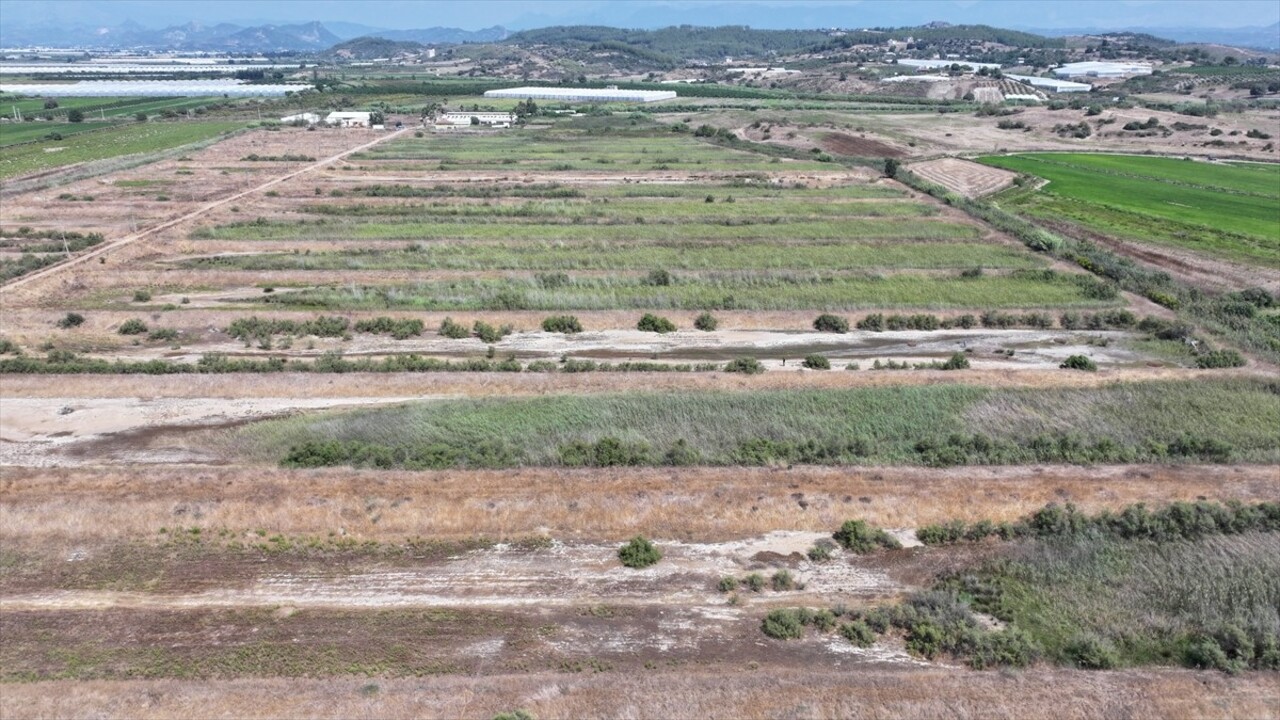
[483,86,677,103]
[0,80,312,97]
[0,63,305,75]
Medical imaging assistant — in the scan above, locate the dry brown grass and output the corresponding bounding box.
[3,464,1274,551]
[4,668,1277,720]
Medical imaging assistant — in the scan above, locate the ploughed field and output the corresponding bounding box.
[3,116,1279,719]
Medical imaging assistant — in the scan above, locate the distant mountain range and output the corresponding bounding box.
[0,17,1274,53]
[0,20,507,51]
[1027,23,1280,50]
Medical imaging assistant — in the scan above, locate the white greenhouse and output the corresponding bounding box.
[483,86,677,103]
[0,80,312,97]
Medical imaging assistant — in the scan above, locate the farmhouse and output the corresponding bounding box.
[1004,74,1091,93]
[325,111,372,127]
[437,111,517,127]
[484,86,677,103]
[1052,61,1153,78]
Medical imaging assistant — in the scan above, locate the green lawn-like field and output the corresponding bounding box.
[979,153,1280,267]
[0,121,116,147]
[227,379,1280,468]
[0,121,243,180]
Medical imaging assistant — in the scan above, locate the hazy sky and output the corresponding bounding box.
[3,0,1278,30]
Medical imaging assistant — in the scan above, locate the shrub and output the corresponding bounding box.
[132,289,152,303]
[723,357,764,374]
[353,317,424,340]
[148,328,179,342]
[802,354,830,370]
[617,536,661,568]
[644,269,673,286]
[771,570,795,591]
[939,353,971,370]
[807,542,834,562]
[693,312,718,331]
[439,317,470,339]
[1195,349,1245,369]
[541,315,583,333]
[493,710,535,720]
[1065,634,1120,669]
[813,314,849,333]
[717,576,739,592]
[559,437,651,467]
[57,312,85,329]
[637,313,677,333]
[761,609,806,639]
[841,620,877,647]
[1060,354,1097,371]
[117,319,148,335]
[473,320,512,344]
[742,573,766,592]
[833,520,901,553]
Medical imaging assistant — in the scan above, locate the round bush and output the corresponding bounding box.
[1060,354,1097,372]
[117,318,148,335]
[813,314,849,333]
[693,312,718,332]
[724,357,764,374]
[636,313,677,333]
[541,315,583,334]
[618,536,662,568]
[802,354,831,370]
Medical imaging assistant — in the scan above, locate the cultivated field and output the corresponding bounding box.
[2,98,1278,718]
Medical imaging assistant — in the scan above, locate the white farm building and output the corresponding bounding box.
[437,111,516,127]
[1004,74,1092,93]
[1052,62,1153,78]
[483,86,677,103]
[325,111,372,127]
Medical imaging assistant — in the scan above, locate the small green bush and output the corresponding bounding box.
[694,312,718,331]
[939,352,971,370]
[802,354,831,370]
[761,609,806,639]
[637,313,677,333]
[841,620,876,647]
[813,314,849,333]
[833,520,901,554]
[542,315,583,333]
[132,289,152,303]
[724,357,764,374]
[493,710,536,720]
[1195,350,1246,369]
[618,536,662,568]
[771,569,795,591]
[439,317,470,339]
[742,573,766,592]
[1064,634,1120,669]
[717,576,739,592]
[807,541,834,562]
[644,269,673,286]
[473,320,513,344]
[1060,354,1097,371]
[117,319,148,335]
[57,312,85,329]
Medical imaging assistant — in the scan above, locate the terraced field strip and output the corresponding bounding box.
[354,130,832,171]
[0,126,412,293]
[223,378,1280,468]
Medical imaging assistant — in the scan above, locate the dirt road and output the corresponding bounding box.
[0,126,411,294]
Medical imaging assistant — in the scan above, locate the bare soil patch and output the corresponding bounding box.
[909,157,1018,198]
[821,131,906,158]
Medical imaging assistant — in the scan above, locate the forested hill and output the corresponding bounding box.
[504,25,833,61]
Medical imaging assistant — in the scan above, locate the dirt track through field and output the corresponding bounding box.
[0,126,411,294]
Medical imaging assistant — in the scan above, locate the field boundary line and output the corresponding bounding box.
[0,126,412,294]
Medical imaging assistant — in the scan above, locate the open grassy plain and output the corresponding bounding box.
[2,100,1278,718]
